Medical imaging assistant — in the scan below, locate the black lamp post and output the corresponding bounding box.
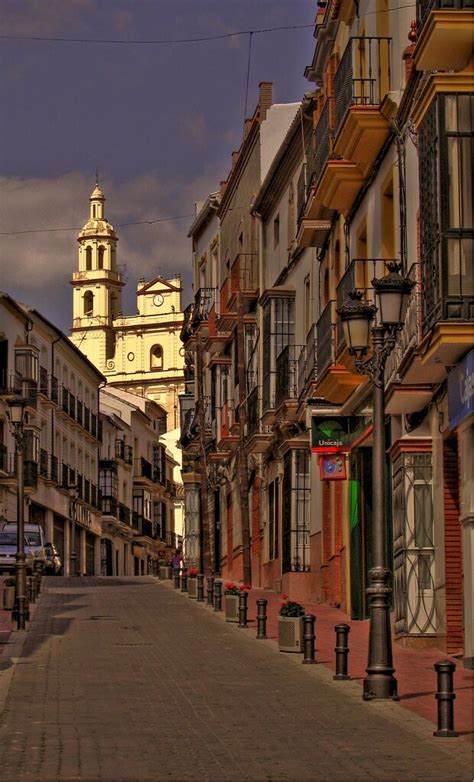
[7,396,27,630]
[337,261,414,701]
[68,484,79,576]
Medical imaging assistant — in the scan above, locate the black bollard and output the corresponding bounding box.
[27,577,35,603]
[180,573,188,593]
[334,624,350,680]
[256,599,267,639]
[197,574,204,602]
[206,576,215,607]
[173,567,180,589]
[433,660,459,737]
[302,614,316,664]
[214,580,222,612]
[238,590,248,628]
[35,562,42,593]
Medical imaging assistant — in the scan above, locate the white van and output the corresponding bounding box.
[0,523,46,574]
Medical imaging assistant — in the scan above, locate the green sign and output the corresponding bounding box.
[311,416,371,452]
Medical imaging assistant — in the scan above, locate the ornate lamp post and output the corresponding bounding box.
[68,484,79,576]
[7,396,27,630]
[337,262,414,700]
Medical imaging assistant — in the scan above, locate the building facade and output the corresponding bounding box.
[180,0,473,665]
[70,184,185,428]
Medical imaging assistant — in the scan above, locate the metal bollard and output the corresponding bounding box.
[214,580,222,612]
[256,599,267,639]
[238,590,248,628]
[180,573,188,593]
[35,562,42,593]
[334,624,350,680]
[173,568,180,589]
[28,577,36,603]
[197,574,204,602]
[302,614,316,664]
[433,660,459,737]
[206,576,215,607]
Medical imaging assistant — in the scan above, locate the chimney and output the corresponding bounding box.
[259,81,273,121]
[231,150,239,167]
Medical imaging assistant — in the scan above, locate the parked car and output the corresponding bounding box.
[0,523,46,573]
[0,530,36,574]
[44,543,62,575]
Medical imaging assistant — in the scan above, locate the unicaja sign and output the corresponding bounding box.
[448,349,474,430]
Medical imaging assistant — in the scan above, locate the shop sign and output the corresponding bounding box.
[319,453,347,480]
[448,349,474,430]
[311,416,371,453]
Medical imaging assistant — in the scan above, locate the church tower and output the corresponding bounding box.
[70,184,124,371]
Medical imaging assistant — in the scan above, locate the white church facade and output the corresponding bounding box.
[70,185,185,428]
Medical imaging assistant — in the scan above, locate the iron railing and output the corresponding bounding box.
[313,99,332,186]
[417,0,472,32]
[275,345,303,408]
[134,457,153,481]
[180,303,195,342]
[230,254,258,294]
[192,288,218,326]
[39,448,49,478]
[102,495,118,516]
[39,366,49,397]
[118,503,131,525]
[50,375,59,404]
[334,36,392,138]
[316,301,336,376]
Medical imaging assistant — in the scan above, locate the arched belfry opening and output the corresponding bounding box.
[84,291,94,316]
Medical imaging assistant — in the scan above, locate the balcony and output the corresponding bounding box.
[297,324,319,403]
[217,400,239,452]
[313,300,361,404]
[416,0,474,71]
[217,277,237,331]
[275,345,303,421]
[191,287,218,336]
[39,448,49,479]
[115,439,133,464]
[102,495,118,517]
[134,457,154,484]
[332,37,392,177]
[180,303,195,344]
[246,386,272,453]
[227,254,259,313]
[50,454,58,484]
[50,375,59,405]
[118,503,131,525]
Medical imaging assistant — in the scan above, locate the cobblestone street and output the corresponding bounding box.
[0,577,471,782]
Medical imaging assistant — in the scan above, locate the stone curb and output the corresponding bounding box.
[0,595,40,718]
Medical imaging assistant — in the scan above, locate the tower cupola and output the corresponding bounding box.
[89,184,105,220]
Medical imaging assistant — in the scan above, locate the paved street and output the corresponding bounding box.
[0,578,471,782]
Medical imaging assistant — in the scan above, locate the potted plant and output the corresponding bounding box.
[187,567,199,598]
[224,583,251,622]
[3,577,16,610]
[278,595,305,652]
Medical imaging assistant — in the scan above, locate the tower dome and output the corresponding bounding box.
[78,183,117,240]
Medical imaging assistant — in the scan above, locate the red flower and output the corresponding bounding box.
[281,594,288,601]
[239,584,251,591]
[225,582,236,590]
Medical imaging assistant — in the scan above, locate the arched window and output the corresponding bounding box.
[98,245,105,269]
[150,345,163,370]
[93,205,96,218]
[84,291,94,316]
[85,246,92,271]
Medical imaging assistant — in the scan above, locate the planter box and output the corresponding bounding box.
[3,585,15,610]
[159,566,173,580]
[278,615,304,652]
[224,594,239,622]
[187,577,198,598]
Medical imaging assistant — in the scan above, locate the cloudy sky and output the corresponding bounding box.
[0,0,315,330]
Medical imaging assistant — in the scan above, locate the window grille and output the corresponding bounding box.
[282,450,310,573]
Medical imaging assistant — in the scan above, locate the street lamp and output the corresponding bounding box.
[7,396,27,630]
[68,484,79,576]
[337,262,414,701]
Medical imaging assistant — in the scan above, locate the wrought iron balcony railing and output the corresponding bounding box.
[313,99,332,187]
[316,301,337,377]
[180,302,195,342]
[192,288,218,326]
[118,503,131,525]
[102,495,118,516]
[417,0,472,32]
[334,36,392,139]
[230,254,258,294]
[275,345,303,408]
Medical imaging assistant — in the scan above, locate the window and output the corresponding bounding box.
[133,489,152,521]
[100,464,118,499]
[262,296,295,411]
[98,245,105,269]
[282,450,310,574]
[84,291,93,316]
[153,501,166,539]
[268,479,279,561]
[150,345,163,370]
[153,444,166,485]
[85,247,92,271]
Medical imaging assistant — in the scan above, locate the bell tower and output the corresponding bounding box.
[70,183,124,371]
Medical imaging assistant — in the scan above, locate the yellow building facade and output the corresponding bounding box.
[70,185,185,428]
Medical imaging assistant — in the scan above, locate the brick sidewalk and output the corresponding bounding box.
[0,576,14,652]
[0,577,471,781]
[241,587,473,739]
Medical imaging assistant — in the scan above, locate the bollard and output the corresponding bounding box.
[27,577,35,603]
[334,624,350,680]
[433,660,459,737]
[35,562,42,593]
[238,590,248,628]
[180,573,188,593]
[214,580,222,612]
[302,614,316,664]
[256,599,267,639]
[206,576,215,607]
[173,567,180,589]
[197,574,204,602]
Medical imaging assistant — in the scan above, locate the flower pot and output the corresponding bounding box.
[159,566,172,580]
[278,615,304,652]
[3,585,15,610]
[187,577,198,598]
[224,594,239,622]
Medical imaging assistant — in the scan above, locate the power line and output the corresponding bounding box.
[0,23,315,45]
[0,213,195,237]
